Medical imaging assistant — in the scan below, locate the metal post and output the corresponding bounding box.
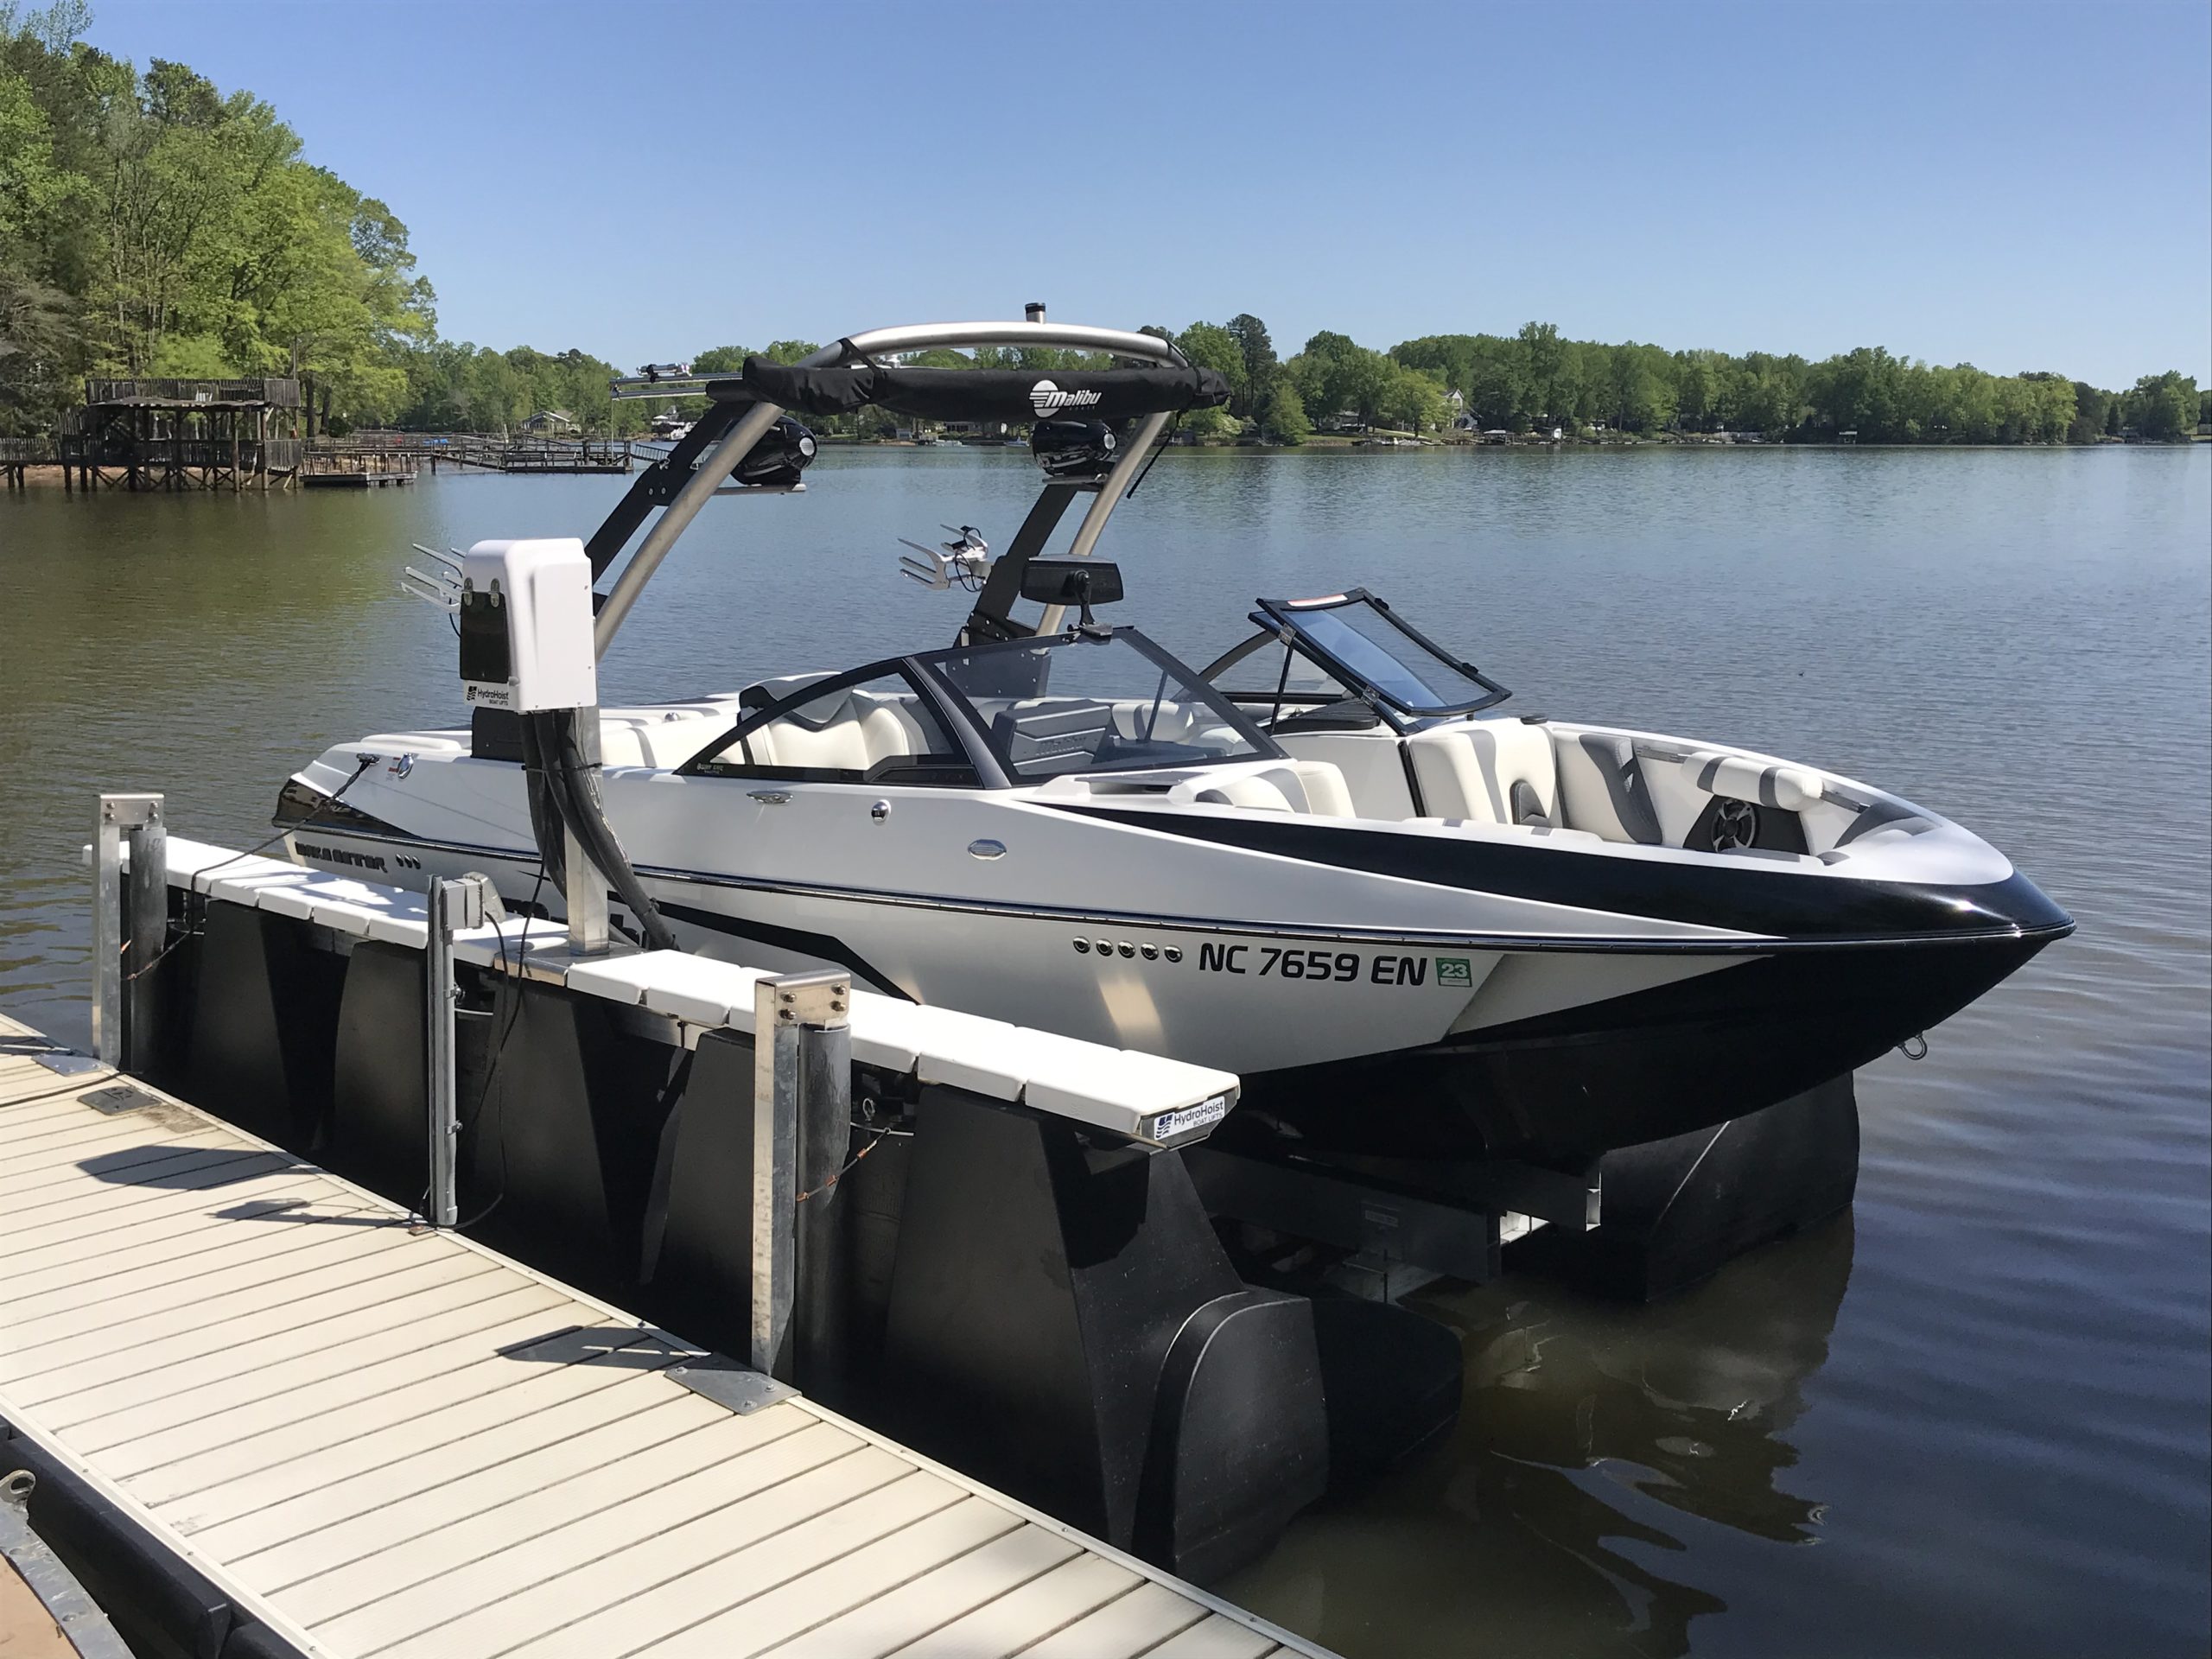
[752,969,851,1383]
[92,793,163,1070]
[425,875,488,1228]
[593,401,785,659]
[1036,409,1173,634]
[564,708,610,957]
[127,806,166,1077]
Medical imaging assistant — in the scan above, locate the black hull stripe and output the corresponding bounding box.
[1044,803,2075,944]
[654,899,916,1001]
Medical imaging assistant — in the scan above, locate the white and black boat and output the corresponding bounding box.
[279,314,2072,1162]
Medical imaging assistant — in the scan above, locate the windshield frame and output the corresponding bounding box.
[1254,589,1510,720]
[910,626,1287,785]
[675,655,1007,785]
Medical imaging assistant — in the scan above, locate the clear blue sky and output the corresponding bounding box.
[81,0,2212,387]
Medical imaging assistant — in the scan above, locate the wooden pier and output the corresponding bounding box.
[309,435,634,474]
[298,463,416,490]
[56,379,304,493]
[0,437,47,490]
[0,1007,1326,1659]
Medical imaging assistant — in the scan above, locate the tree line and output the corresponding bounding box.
[3,9,2202,448]
[1153,316,2203,447]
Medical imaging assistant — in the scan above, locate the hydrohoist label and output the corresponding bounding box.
[1146,1094,1231,1144]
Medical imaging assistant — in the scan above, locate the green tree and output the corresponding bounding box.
[1516,321,1579,425]
[1224,313,1277,418]
[1381,360,1448,434]
[1173,321,1246,409]
[2125,371,2199,441]
[2068,381,2111,445]
[1180,404,1240,442]
[1262,380,1310,444]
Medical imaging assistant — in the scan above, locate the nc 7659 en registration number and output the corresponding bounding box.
[1195,943,1472,988]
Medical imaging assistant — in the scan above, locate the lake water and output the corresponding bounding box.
[3,447,2206,1656]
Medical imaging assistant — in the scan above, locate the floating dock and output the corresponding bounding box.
[0,1010,1329,1657]
[297,469,415,490]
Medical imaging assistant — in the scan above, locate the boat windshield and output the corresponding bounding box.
[1259,592,1508,715]
[918,630,1284,782]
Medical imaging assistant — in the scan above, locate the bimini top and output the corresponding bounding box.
[725,358,1231,423]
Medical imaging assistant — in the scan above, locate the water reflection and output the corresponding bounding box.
[1225,1217,1853,1659]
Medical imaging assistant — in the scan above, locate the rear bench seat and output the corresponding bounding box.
[741,689,941,773]
[596,705,742,768]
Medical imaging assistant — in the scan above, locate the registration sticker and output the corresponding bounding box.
[1435,957,1474,988]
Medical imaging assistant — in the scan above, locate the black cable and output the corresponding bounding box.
[124,753,381,984]
[516,714,567,892]
[1126,410,1180,498]
[201,754,378,880]
[453,855,546,1232]
[540,709,678,952]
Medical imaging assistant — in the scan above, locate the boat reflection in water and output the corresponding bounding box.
[1222,1217,1854,1658]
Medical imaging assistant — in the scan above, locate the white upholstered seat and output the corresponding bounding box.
[1406,721,1560,826]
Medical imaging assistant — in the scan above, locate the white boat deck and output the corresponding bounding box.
[0,1012,1327,1659]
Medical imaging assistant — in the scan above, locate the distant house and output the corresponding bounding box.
[1451,409,1481,433]
[521,409,580,437]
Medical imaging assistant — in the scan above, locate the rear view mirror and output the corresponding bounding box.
[1020,558,1124,608]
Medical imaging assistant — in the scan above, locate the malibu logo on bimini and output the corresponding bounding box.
[1029,379,1103,418]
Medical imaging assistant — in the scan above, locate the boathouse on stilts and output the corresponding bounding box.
[56,378,304,493]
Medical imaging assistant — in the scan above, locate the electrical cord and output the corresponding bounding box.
[537,709,678,952]
[795,1122,897,1205]
[1126,410,1181,498]
[452,855,547,1232]
[122,753,380,985]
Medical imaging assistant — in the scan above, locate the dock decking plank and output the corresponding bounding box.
[1142,1616,1287,1659]
[0,1010,1329,1659]
[0,1171,332,1272]
[276,1414,850,1627]
[166,1315,675,1549]
[229,1390,731,1589]
[389,1447,929,1659]
[75,1292,579,1459]
[649,1495,1027,1658]
[0,1126,246,1195]
[15,1256,510,1411]
[1,1148,295,1228]
[2,1226,422,1365]
[877,1554,1145,1659]
[105,1314,642,1491]
[1016,1581,1215,1658]
[3,1215,356,1320]
[760,1520,1083,1659]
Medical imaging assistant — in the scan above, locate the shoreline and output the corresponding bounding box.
[6,438,2201,490]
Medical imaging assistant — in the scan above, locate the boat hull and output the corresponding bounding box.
[274,765,2073,1163]
[1236,929,2064,1162]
